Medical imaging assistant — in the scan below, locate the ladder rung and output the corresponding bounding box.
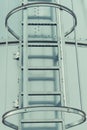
[27,43,58,47]
[22,41,58,47]
[28,77,54,81]
[21,66,59,70]
[21,91,61,96]
[22,23,57,26]
[28,40,57,43]
[22,43,58,47]
[27,66,59,70]
[29,23,57,26]
[21,119,63,123]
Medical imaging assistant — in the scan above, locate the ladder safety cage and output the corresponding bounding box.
[2,1,86,130]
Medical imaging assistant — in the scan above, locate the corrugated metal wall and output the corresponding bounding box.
[0,0,87,130]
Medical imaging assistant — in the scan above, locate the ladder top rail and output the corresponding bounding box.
[5,2,77,40]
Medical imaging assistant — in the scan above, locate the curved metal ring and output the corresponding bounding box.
[2,106,86,130]
[5,2,77,40]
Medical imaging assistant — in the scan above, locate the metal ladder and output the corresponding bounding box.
[2,1,86,130]
[20,1,65,130]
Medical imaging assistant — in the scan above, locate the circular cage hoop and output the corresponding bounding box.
[2,106,86,130]
[5,2,77,40]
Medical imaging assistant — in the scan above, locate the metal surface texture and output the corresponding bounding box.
[2,106,86,130]
[2,1,86,130]
[5,2,77,40]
